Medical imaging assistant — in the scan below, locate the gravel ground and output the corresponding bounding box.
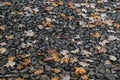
[0,0,120,80]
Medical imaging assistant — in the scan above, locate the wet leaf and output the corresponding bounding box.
[52,68,61,73]
[75,67,86,75]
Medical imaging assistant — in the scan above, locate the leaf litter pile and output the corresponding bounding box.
[0,0,120,80]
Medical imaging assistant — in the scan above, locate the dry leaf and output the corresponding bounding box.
[17,65,24,70]
[98,47,107,54]
[63,57,70,63]
[51,53,61,61]
[5,35,14,39]
[16,78,24,80]
[51,77,59,80]
[81,74,89,80]
[58,1,64,6]
[0,48,7,54]
[45,7,53,11]
[68,2,74,7]
[3,2,12,6]
[92,32,101,38]
[22,58,31,66]
[52,2,58,7]
[34,69,44,75]
[4,61,16,67]
[60,13,67,20]
[75,67,86,75]
[17,12,25,16]
[75,8,81,13]
[67,16,74,21]
[8,56,15,62]
[89,23,96,28]
[114,23,120,28]
[52,68,61,73]
[97,0,104,4]
[0,25,6,30]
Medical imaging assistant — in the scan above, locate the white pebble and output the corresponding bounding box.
[109,55,117,61]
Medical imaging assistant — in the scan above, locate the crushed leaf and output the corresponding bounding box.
[75,67,86,75]
[52,68,61,73]
[34,69,44,75]
[81,74,89,80]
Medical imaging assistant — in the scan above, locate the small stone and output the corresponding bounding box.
[33,8,39,13]
[71,48,79,53]
[25,30,34,37]
[0,48,7,54]
[109,55,117,61]
[60,50,68,55]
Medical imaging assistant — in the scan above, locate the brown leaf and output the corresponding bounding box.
[67,16,74,21]
[114,23,120,28]
[22,58,31,66]
[16,78,24,80]
[75,67,86,75]
[60,13,68,20]
[89,23,96,28]
[81,74,89,80]
[92,32,101,38]
[51,77,59,80]
[8,56,15,62]
[52,68,61,73]
[97,0,104,4]
[0,25,6,30]
[17,12,25,16]
[52,2,59,7]
[98,47,107,54]
[58,1,64,6]
[51,53,61,62]
[75,8,81,13]
[34,69,44,75]
[63,57,70,63]
[45,7,53,11]
[3,2,12,6]
[17,65,24,70]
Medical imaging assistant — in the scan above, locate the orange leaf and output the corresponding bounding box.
[92,32,101,38]
[51,53,61,61]
[8,56,15,62]
[75,67,86,75]
[81,74,89,80]
[51,77,59,80]
[34,69,44,75]
[52,68,61,73]
[22,58,31,66]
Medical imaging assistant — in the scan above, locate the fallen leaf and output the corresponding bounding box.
[22,58,31,66]
[51,77,59,80]
[89,23,96,28]
[81,74,89,80]
[17,12,25,16]
[60,13,68,20]
[63,57,70,63]
[4,61,16,67]
[52,68,61,73]
[51,53,61,61]
[5,35,14,39]
[3,2,12,6]
[0,48,7,54]
[75,67,86,75]
[8,56,15,62]
[16,78,24,80]
[97,0,104,4]
[45,7,53,11]
[52,2,58,7]
[92,32,101,38]
[114,23,120,28]
[58,1,64,6]
[17,65,24,70]
[0,25,6,30]
[34,69,44,75]
[98,47,107,54]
